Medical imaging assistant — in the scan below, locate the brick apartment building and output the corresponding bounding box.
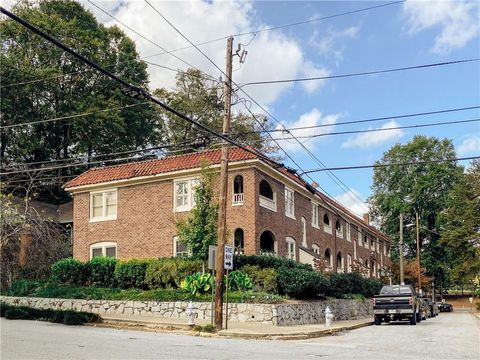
[64,147,391,278]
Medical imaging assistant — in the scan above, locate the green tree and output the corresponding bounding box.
[153,69,276,155]
[1,0,162,201]
[176,161,218,260]
[440,160,480,289]
[369,136,463,289]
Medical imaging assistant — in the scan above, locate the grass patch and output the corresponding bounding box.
[192,324,216,333]
[0,302,101,325]
[5,280,286,303]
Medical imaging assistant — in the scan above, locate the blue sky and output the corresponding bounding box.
[83,0,480,215]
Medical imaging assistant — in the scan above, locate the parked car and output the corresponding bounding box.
[422,297,438,317]
[418,298,430,320]
[373,285,421,325]
[439,303,453,312]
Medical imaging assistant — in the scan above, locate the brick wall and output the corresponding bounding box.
[72,164,390,277]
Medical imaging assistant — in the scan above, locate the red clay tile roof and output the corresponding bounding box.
[64,147,259,189]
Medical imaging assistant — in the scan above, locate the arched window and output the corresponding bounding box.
[234,228,244,255]
[260,231,276,255]
[233,175,244,205]
[286,237,296,261]
[259,180,273,200]
[335,220,341,231]
[337,252,344,273]
[323,214,330,226]
[301,217,307,246]
[335,220,343,238]
[312,244,320,254]
[324,248,333,268]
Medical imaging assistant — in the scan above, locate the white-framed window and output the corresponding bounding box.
[284,187,295,218]
[174,178,199,212]
[90,241,117,259]
[323,213,332,234]
[312,244,320,254]
[286,237,296,261]
[357,228,362,247]
[376,239,380,253]
[173,236,188,257]
[301,217,307,247]
[347,254,352,273]
[346,223,351,242]
[90,189,117,222]
[259,180,277,212]
[233,175,244,205]
[311,202,319,228]
[335,220,343,239]
[383,242,387,256]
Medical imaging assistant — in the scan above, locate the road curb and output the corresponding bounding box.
[218,321,373,340]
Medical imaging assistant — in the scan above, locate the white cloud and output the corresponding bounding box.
[403,0,480,54]
[458,135,480,156]
[83,0,330,105]
[341,120,404,149]
[276,108,340,152]
[308,25,359,66]
[334,189,368,217]
[300,61,330,93]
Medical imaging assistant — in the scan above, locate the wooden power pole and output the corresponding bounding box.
[399,213,404,285]
[416,211,421,294]
[214,36,233,331]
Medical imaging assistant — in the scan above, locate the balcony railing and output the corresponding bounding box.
[233,193,244,205]
[259,195,276,211]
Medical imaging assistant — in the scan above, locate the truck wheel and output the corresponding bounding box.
[416,311,421,323]
[410,314,417,325]
[374,315,382,325]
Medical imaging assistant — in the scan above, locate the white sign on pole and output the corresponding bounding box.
[208,245,217,270]
[224,245,234,270]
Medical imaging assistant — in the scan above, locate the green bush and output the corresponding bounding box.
[7,279,45,297]
[234,255,313,271]
[114,259,150,289]
[144,258,203,289]
[51,258,86,286]
[87,257,118,287]
[240,265,278,293]
[227,270,253,291]
[181,272,213,297]
[363,278,383,298]
[327,273,353,298]
[1,302,101,325]
[277,268,329,299]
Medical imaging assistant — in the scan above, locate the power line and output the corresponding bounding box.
[268,117,480,141]
[143,1,369,214]
[4,141,197,168]
[0,102,150,129]
[0,6,273,166]
[301,156,480,175]
[233,105,480,135]
[239,58,480,88]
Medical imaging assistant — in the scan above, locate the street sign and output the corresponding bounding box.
[224,245,234,270]
[208,245,217,270]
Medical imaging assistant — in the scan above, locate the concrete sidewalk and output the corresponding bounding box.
[99,314,373,340]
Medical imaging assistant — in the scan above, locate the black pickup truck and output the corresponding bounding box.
[373,285,421,325]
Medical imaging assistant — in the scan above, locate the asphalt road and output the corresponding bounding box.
[1,312,478,360]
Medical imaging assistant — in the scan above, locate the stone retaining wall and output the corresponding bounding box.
[0,296,372,326]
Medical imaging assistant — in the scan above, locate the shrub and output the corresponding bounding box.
[181,272,213,297]
[327,273,353,298]
[227,271,253,291]
[5,307,30,320]
[234,255,312,271]
[240,265,278,293]
[86,257,117,287]
[363,278,383,298]
[144,258,203,289]
[277,268,329,299]
[114,259,150,289]
[50,258,86,286]
[1,303,101,325]
[1,302,13,317]
[7,279,45,297]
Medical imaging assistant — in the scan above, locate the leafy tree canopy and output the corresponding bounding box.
[369,135,463,287]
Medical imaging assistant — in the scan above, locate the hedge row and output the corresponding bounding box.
[50,257,203,289]
[48,256,382,299]
[0,302,101,325]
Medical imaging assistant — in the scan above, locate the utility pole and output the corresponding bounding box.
[416,211,421,294]
[399,213,405,285]
[214,36,233,331]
